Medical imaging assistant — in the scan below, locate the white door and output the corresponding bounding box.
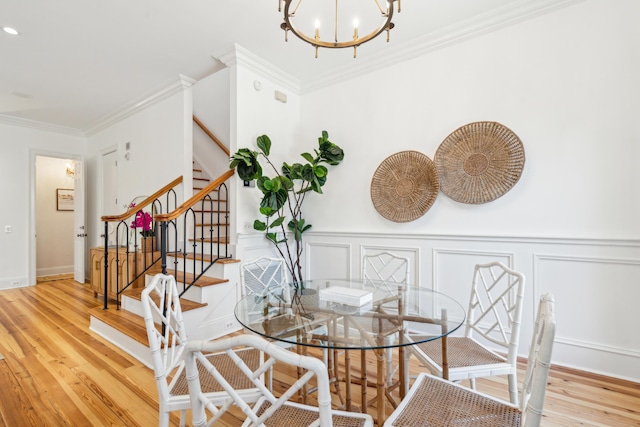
[102,149,119,245]
[73,159,86,283]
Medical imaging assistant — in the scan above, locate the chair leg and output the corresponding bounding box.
[386,347,394,386]
[159,411,170,427]
[508,373,519,405]
[179,409,186,427]
[469,377,477,390]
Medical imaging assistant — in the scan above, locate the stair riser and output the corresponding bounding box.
[119,282,241,342]
[166,256,236,278]
[190,228,229,240]
[90,317,154,369]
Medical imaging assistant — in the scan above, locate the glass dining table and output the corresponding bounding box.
[234,278,466,423]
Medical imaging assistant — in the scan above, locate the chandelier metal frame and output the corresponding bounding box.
[279,0,401,58]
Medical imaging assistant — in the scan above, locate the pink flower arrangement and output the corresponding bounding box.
[131,208,155,237]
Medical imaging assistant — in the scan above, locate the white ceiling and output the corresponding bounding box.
[0,0,576,134]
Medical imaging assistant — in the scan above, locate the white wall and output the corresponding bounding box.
[35,156,75,276]
[218,46,302,253]
[193,68,231,179]
[0,122,85,289]
[300,0,639,240]
[85,83,193,251]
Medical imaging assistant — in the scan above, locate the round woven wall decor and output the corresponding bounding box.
[434,121,525,204]
[370,151,440,223]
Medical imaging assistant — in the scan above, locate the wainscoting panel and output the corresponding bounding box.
[533,253,640,380]
[283,231,640,383]
[431,248,516,314]
[306,241,352,281]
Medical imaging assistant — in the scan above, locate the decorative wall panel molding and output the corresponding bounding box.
[533,253,640,362]
[306,242,352,281]
[236,230,640,382]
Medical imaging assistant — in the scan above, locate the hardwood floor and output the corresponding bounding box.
[0,279,638,426]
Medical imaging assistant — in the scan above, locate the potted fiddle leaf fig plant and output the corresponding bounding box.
[230,130,344,287]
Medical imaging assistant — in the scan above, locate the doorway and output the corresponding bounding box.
[30,152,85,285]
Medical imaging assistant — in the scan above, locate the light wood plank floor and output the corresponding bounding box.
[0,279,638,426]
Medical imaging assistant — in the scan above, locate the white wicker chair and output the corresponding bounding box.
[362,251,410,289]
[185,334,374,427]
[240,256,290,298]
[362,251,410,385]
[240,256,328,365]
[141,274,262,427]
[406,261,525,404]
[385,293,556,427]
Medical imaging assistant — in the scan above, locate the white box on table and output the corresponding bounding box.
[319,286,373,307]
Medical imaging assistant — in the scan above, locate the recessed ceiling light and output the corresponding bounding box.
[2,26,20,36]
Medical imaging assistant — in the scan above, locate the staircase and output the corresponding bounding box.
[90,159,241,369]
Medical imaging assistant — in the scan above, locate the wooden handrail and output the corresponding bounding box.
[101,176,183,222]
[193,115,229,156]
[155,169,234,222]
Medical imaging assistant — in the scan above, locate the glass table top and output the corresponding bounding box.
[234,278,466,350]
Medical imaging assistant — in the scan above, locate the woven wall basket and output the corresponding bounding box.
[434,121,525,204]
[370,151,439,223]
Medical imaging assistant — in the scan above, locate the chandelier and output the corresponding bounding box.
[279,0,401,58]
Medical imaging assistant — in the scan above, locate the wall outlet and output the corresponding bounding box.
[224,321,234,330]
[11,281,20,286]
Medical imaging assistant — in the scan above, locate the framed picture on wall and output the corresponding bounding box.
[56,188,74,211]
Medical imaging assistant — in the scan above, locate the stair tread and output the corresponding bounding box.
[89,306,148,346]
[193,187,219,192]
[146,265,229,287]
[188,237,229,244]
[166,253,240,264]
[122,287,208,309]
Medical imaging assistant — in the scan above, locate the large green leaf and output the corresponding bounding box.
[259,206,274,216]
[256,135,271,156]
[314,165,327,178]
[301,152,315,164]
[288,218,312,241]
[230,148,261,180]
[260,188,288,212]
[253,220,267,231]
[301,164,315,182]
[318,139,344,165]
[269,216,285,228]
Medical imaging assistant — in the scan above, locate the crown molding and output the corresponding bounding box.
[213,43,301,95]
[0,113,85,137]
[302,0,585,93]
[84,74,197,137]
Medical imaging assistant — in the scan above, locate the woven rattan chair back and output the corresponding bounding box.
[385,293,555,427]
[241,256,289,297]
[142,274,262,427]
[405,261,525,404]
[185,334,373,427]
